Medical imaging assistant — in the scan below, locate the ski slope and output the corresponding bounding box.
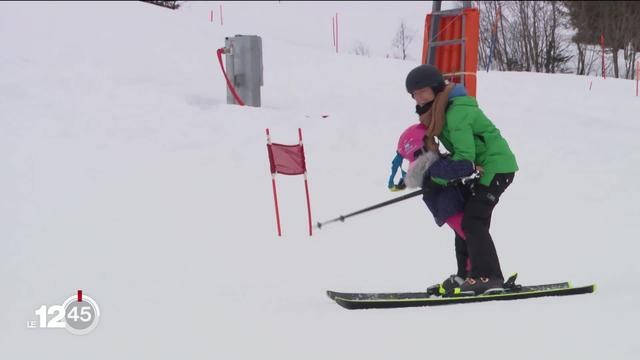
[1,2,639,359]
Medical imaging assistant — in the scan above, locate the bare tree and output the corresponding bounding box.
[575,41,587,75]
[565,1,640,79]
[478,1,503,70]
[585,45,599,76]
[574,43,599,76]
[392,20,414,60]
[477,1,572,73]
[623,42,637,79]
[351,41,371,57]
[142,0,180,9]
[621,3,640,79]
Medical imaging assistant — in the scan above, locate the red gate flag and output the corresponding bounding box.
[266,128,313,237]
[267,143,306,175]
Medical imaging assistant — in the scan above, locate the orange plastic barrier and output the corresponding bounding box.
[421,8,479,97]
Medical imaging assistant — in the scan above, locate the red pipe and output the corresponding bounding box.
[216,48,245,106]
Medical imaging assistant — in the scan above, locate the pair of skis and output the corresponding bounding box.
[327,274,596,310]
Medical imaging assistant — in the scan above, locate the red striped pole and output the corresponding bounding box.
[266,129,282,236]
[299,128,313,236]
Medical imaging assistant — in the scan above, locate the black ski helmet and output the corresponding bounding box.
[405,64,445,95]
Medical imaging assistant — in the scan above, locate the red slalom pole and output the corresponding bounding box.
[220,4,223,26]
[299,128,313,236]
[271,177,282,236]
[304,179,312,236]
[266,129,282,236]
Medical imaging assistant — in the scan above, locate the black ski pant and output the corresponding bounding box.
[455,233,469,278]
[460,172,515,281]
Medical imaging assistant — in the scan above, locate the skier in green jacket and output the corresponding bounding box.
[405,64,518,296]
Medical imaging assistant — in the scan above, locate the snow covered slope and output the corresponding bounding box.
[1,2,639,359]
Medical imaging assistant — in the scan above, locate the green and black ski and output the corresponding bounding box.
[327,274,596,310]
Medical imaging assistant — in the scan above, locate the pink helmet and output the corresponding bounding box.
[397,123,427,162]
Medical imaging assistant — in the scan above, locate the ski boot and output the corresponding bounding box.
[426,275,466,297]
[455,276,506,296]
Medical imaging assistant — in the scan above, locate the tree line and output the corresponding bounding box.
[477,1,640,79]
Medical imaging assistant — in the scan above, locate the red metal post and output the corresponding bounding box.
[299,128,313,236]
[266,128,282,236]
[271,177,282,236]
[304,178,312,236]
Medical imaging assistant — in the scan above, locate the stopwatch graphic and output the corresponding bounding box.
[28,290,100,335]
[61,291,100,335]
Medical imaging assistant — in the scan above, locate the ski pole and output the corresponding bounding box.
[315,171,480,230]
[315,189,424,229]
